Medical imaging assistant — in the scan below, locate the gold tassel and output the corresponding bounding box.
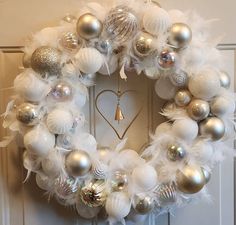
[115,104,124,122]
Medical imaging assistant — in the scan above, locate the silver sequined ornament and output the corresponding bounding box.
[167,143,186,161]
[156,183,177,205]
[59,32,82,53]
[51,81,73,102]
[104,5,138,43]
[31,46,62,76]
[133,194,154,215]
[80,180,107,207]
[158,49,176,70]
[169,70,188,87]
[16,103,40,126]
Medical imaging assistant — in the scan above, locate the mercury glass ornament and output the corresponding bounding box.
[62,14,77,23]
[176,165,205,194]
[174,89,192,106]
[51,81,73,102]
[168,23,192,49]
[111,171,129,191]
[133,32,155,57]
[133,194,154,215]
[201,168,211,184]
[156,183,177,205]
[158,49,176,70]
[199,117,225,141]
[187,99,210,121]
[95,39,112,54]
[54,176,78,199]
[76,13,103,40]
[80,180,107,207]
[104,5,138,43]
[167,143,186,161]
[59,32,82,53]
[16,103,40,126]
[65,150,92,177]
[219,71,231,89]
[169,70,188,87]
[31,46,62,76]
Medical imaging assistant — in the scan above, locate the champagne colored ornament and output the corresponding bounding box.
[16,103,40,126]
[65,150,92,177]
[75,48,103,74]
[46,108,74,134]
[176,165,205,194]
[188,69,221,100]
[51,81,73,102]
[174,89,192,106]
[167,143,186,161]
[62,14,77,23]
[104,5,138,43]
[199,117,225,141]
[54,176,78,199]
[59,32,82,53]
[24,126,55,157]
[133,32,155,57]
[143,6,171,36]
[158,49,176,70]
[80,180,107,207]
[172,118,198,142]
[76,13,103,40]
[132,164,158,191]
[187,99,210,121]
[31,46,62,76]
[169,70,188,87]
[219,71,231,89]
[168,23,192,49]
[111,171,129,192]
[210,96,235,117]
[133,194,154,215]
[201,168,211,184]
[14,69,50,103]
[156,183,176,205]
[22,53,31,68]
[105,192,131,222]
[95,39,112,54]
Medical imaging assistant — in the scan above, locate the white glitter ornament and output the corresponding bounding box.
[75,48,103,74]
[46,108,74,134]
[188,69,221,100]
[143,6,171,36]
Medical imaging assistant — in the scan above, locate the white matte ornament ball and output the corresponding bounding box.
[172,118,198,142]
[188,70,221,100]
[75,48,103,74]
[24,126,55,157]
[155,122,171,136]
[143,6,171,36]
[46,108,74,134]
[132,164,158,191]
[155,76,178,100]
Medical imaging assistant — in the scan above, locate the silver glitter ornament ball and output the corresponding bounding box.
[168,23,192,49]
[76,13,103,40]
[167,143,186,161]
[51,81,73,102]
[133,194,154,215]
[104,5,138,43]
[65,150,92,177]
[16,103,40,126]
[31,46,62,76]
[158,49,176,70]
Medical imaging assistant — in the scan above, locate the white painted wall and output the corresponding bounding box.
[0,1,235,225]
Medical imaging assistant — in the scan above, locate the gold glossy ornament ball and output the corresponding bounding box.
[80,180,107,207]
[187,99,210,121]
[133,32,155,57]
[31,46,62,76]
[201,168,211,184]
[111,170,129,191]
[133,194,154,215]
[219,71,231,89]
[199,117,225,141]
[174,89,192,107]
[176,165,205,194]
[16,103,40,126]
[76,13,103,40]
[158,49,176,69]
[65,150,92,177]
[167,143,186,161]
[168,23,192,49]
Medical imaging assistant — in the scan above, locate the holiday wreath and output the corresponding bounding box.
[1,0,235,224]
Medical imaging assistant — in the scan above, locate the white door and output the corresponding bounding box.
[0,1,235,225]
